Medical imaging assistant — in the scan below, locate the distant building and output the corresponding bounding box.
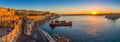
[15,10,27,15]
[15,9,50,16]
[0,7,50,17]
[0,7,15,16]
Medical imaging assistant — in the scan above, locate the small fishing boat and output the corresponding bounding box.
[53,34,70,42]
[49,20,72,27]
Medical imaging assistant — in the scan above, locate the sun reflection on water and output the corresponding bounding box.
[86,16,104,35]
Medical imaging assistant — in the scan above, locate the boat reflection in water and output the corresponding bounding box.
[49,20,72,28]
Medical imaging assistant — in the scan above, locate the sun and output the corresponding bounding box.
[91,10,98,15]
[92,12,97,15]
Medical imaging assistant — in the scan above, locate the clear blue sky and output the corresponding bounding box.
[0,0,120,14]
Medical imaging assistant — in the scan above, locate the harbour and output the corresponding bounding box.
[40,15,120,42]
[1,0,120,42]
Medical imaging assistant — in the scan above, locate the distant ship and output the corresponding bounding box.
[105,13,120,19]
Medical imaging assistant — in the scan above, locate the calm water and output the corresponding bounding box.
[40,15,120,42]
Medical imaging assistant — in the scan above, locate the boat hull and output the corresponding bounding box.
[49,23,72,27]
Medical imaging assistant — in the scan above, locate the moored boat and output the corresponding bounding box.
[49,20,72,27]
[53,34,70,42]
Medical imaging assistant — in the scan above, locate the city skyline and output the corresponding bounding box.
[0,0,120,14]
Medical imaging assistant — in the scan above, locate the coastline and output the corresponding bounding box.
[0,7,59,42]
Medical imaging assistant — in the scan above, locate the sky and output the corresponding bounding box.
[0,0,120,14]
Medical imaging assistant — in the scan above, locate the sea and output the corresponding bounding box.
[40,15,120,42]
